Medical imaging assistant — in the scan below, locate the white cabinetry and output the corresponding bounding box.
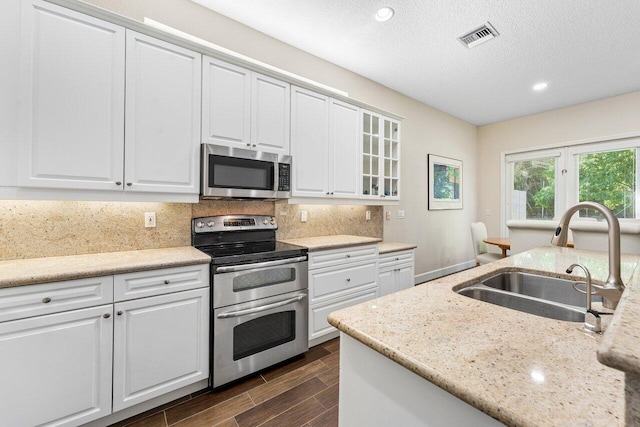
[18,0,201,199]
[361,110,401,201]
[291,86,360,199]
[124,30,201,194]
[378,250,415,297]
[18,0,125,191]
[113,288,209,411]
[0,278,114,427]
[308,245,378,345]
[202,57,290,155]
[0,263,209,426]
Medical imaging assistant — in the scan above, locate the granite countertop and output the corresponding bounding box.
[328,246,640,426]
[0,247,210,288]
[378,241,417,254]
[279,234,382,251]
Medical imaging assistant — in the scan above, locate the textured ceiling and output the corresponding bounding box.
[190,0,640,126]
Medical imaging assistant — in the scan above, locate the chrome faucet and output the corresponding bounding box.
[566,263,602,333]
[551,201,624,309]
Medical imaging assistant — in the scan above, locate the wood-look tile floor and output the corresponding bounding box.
[110,338,340,427]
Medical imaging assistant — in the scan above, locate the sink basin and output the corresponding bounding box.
[456,271,596,322]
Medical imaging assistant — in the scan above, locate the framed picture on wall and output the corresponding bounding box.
[428,154,463,210]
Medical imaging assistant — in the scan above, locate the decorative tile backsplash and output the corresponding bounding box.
[0,200,382,260]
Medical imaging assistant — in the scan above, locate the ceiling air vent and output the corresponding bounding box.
[458,22,499,48]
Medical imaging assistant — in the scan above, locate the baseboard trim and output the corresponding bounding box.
[414,260,476,284]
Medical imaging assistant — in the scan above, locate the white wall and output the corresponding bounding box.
[82,0,479,279]
[477,90,640,237]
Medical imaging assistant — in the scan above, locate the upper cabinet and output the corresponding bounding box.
[361,110,401,201]
[291,86,359,199]
[202,57,290,155]
[124,30,201,194]
[17,0,201,199]
[18,0,126,191]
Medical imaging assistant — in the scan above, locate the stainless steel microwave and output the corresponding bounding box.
[201,144,292,199]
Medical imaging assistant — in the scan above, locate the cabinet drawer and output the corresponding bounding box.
[309,288,378,341]
[310,261,377,304]
[114,264,209,301]
[379,250,414,270]
[0,276,113,323]
[308,245,378,270]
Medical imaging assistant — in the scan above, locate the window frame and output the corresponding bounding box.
[500,134,640,236]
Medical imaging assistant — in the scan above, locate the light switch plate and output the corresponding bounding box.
[397,210,405,218]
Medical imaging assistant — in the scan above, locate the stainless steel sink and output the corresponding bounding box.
[456,271,597,322]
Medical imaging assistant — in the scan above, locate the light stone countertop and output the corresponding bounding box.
[328,246,640,426]
[278,234,382,251]
[378,241,417,254]
[0,247,210,288]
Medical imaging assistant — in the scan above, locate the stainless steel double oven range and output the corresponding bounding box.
[192,215,308,388]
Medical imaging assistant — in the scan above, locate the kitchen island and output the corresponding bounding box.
[328,246,640,426]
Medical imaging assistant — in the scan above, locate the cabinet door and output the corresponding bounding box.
[125,30,201,194]
[18,0,125,190]
[377,268,395,297]
[0,305,113,427]
[329,99,360,198]
[251,73,290,155]
[381,117,401,199]
[290,86,329,197]
[202,57,251,149]
[113,288,209,411]
[396,264,414,292]
[361,110,382,199]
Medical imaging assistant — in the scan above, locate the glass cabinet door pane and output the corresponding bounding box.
[372,116,379,134]
[363,113,371,133]
[372,137,379,155]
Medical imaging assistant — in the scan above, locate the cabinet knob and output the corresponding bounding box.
[126,182,132,187]
[164,279,170,284]
[246,143,251,147]
[42,297,51,304]
[330,192,334,195]
[117,310,123,316]
[326,192,330,195]
[252,144,256,148]
[346,278,351,282]
[103,313,111,319]
[396,257,399,261]
[115,181,122,186]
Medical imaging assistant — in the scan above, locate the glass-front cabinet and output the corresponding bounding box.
[361,110,400,200]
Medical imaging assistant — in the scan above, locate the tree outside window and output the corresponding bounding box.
[512,158,555,220]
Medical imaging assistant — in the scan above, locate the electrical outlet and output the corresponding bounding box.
[301,211,308,222]
[145,212,156,228]
[366,210,371,220]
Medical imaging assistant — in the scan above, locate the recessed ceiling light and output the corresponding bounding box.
[533,82,548,91]
[375,7,395,22]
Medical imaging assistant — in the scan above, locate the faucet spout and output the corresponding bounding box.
[551,202,624,309]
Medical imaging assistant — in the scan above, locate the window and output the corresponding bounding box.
[503,137,640,233]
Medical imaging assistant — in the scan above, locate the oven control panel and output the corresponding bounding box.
[193,215,277,233]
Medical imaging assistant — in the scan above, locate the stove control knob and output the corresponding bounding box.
[196,221,204,228]
[207,221,214,227]
[270,217,276,225]
[262,218,269,225]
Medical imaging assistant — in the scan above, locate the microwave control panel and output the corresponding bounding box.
[278,163,291,191]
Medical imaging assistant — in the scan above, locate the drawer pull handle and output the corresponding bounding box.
[117,310,123,316]
[42,297,52,304]
[164,279,170,284]
[103,313,111,319]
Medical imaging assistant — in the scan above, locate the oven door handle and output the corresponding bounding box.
[215,256,307,273]
[217,293,307,319]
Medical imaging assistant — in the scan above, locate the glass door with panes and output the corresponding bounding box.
[361,111,400,200]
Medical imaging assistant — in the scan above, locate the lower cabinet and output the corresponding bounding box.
[113,288,209,411]
[378,250,415,297]
[0,305,114,427]
[0,263,209,427]
[308,245,379,344]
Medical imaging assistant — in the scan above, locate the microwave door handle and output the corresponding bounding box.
[215,256,307,273]
[217,293,307,319]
